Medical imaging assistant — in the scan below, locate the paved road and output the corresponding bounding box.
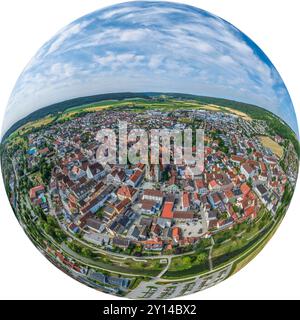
[154,257,172,279]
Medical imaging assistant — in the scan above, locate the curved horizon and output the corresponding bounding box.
[3,1,299,136]
[2,91,298,141]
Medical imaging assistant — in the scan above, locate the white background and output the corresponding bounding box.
[0,0,299,300]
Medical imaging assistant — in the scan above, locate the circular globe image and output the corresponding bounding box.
[1,1,299,299]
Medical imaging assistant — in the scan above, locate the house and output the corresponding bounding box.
[106,168,126,184]
[140,199,158,215]
[223,190,235,203]
[38,147,49,156]
[142,189,164,203]
[55,252,82,273]
[86,218,102,233]
[68,223,79,234]
[139,225,148,239]
[143,239,163,251]
[254,184,268,198]
[68,194,78,213]
[70,165,86,181]
[81,185,114,214]
[161,196,175,219]
[258,171,268,182]
[208,192,222,209]
[117,185,138,201]
[253,151,263,161]
[241,163,255,179]
[231,155,245,165]
[78,211,93,228]
[173,210,194,220]
[240,182,251,196]
[112,237,130,249]
[194,179,207,194]
[243,206,257,220]
[86,162,105,180]
[89,271,130,289]
[208,219,218,230]
[71,180,96,201]
[140,217,153,228]
[172,227,181,243]
[181,192,190,211]
[29,185,45,202]
[114,198,131,214]
[128,226,140,240]
[208,180,220,191]
[193,192,201,206]
[127,169,144,187]
[103,205,116,220]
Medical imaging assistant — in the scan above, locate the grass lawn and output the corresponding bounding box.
[18,116,56,133]
[230,213,285,276]
[163,250,210,279]
[61,243,163,277]
[212,217,273,260]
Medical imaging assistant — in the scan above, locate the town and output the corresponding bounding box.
[1,96,298,298]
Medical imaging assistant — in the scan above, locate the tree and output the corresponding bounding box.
[182,256,192,268]
[231,235,238,243]
[196,252,207,264]
[47,215,58,227]
[54,229,67,243]
[96,208,104,219]
[81,247,93,258]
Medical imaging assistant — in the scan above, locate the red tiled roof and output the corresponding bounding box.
[173,211,194,219]
[115,198,130,213]
[172,227,180,238]
[29,185,45,199]
[129,170,143,183]
[244,206,256,218]
[241,182,251,195]
[209,180,218,189]
[161,201,174,219]
[143,189,164,198]
[194,179,205,189]
[231,155,245,163]
[182,192,190,208]
[224,190,234,199]
[242,163,254,174]
[117,185,137,199]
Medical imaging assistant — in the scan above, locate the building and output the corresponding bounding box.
[142,189,164,203]
[241,163,255,179]
[86,162,105,180]
[117,185,138,201]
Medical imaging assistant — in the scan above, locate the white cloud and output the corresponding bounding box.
[119,28,150,41]
[3,2,297,135]
[93,52,145,72]
[148,55,164,69]
[46,19,93,55]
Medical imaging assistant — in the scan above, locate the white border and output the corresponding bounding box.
[0,0,299,300]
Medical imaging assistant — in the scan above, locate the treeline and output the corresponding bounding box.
[3,92,299,157]
[2,92,151,141]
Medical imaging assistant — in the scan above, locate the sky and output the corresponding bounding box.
[3,1,299,135]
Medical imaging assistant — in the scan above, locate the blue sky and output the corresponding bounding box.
[3,1,298,134]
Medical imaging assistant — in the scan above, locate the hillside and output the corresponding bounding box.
[2,92,299,156]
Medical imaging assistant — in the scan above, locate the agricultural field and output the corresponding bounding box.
[259,136,284,158]
[17,115,56,134]
[1,94,298,299]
